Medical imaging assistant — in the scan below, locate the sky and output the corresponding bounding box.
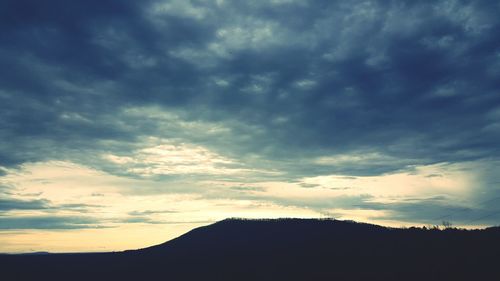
[1,0,500,253]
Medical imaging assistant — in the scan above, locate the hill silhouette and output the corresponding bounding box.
[1,218,499,280]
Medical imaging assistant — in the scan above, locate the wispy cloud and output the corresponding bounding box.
[0,198,50,211]
[0,216,105,230]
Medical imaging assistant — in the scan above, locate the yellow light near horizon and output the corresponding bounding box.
[0,223,205,253]
[0,160,485,253]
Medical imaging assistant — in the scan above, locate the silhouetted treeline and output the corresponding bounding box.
[1,218,499,281]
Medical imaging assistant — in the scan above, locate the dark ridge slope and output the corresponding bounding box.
[1,218,499,281]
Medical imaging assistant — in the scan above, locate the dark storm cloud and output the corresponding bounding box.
[0,0,499,178]
[3,0,496,231]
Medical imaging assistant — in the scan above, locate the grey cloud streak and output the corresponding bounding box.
[0,216,105,230]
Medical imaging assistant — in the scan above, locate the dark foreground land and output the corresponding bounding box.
[1,219,499,281]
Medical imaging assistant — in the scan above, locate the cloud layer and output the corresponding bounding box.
[0,0,499,250]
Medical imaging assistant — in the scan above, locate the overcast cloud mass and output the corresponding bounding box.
[1,0,500,252]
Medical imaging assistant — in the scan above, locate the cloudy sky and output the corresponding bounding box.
[1,0,500,252]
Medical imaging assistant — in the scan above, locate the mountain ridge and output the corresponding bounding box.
[1,218,499,281]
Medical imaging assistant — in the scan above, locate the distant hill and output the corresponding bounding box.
[1,218,499,281]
